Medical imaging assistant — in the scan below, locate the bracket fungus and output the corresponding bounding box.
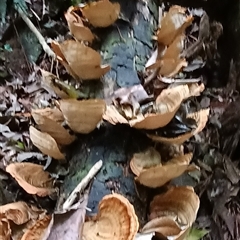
[135,153,194,188]
[29,126,65,160]
[82,193,139,240]
[6,162,55,197]
[32,109,76,146]
[157,5,193,46]
[51,40,110,80]
[59,99,106,134]
[103,83,205,130]
[130,147,162,176]
[142,186,200,239]
[0,214,11,240]
[65,6,95,43]
[0,202,39,225]
[148,108,210,144]
[81,0,120,27]
[20,215,53,240]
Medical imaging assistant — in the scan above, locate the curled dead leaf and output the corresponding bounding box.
[103,105,129,125]
[81,0,120,27]
[29,126,65,160]
[130,147,162,176]
[59,99,106,134]
[0,214,11,240]
[51,40,110,80]
[146,186,200,239]
[157,5,193,46]
[32,109,76,145]
[0,202,38,225]
[82,193,139,240]
[136,153,193,188]
[148,108,209,144]
[21,215,53,240]
[65,6,94,43]
[6,162,55,197]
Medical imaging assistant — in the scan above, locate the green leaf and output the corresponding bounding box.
[186,227,209,240]
[16,141,25,150]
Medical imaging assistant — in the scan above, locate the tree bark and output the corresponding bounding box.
[58,0,158,226]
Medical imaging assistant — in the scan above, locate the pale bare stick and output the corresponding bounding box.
[62,160,103,210]
[15,6,56,59]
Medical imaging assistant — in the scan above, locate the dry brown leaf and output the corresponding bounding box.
[0,214,11,240]
[6,162,55,197]
[51,40,110,80]
[29,126,65,160]
[32,110,76,145]
[130,147,162,176]
[59,99,106,134]
[0,202,38,225]
[141,216,181,236]
[21,215,53,240]
[136,153,193,188]
[157,5,193,46]
[148,108,209,144]
[65,6,94,43]
[148,186,200,239]
[103,105,129,125]
[82,193,139,240]
[81,0,120,27]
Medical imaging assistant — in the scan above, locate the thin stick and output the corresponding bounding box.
[62,160,103,210]
[15,6,56,59]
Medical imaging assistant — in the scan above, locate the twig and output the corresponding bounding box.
[15,6,56,59]
[62,160,103,210]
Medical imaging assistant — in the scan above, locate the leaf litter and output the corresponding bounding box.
[0,1,238,240]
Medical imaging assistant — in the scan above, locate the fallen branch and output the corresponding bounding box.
[15,6,56,59]
[62,160,103,210]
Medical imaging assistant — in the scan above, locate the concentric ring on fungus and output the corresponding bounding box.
[82,193,139,240]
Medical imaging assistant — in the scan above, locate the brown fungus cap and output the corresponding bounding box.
[82,193,139,240]
[59,99,106,134]
[6,162,55,197]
